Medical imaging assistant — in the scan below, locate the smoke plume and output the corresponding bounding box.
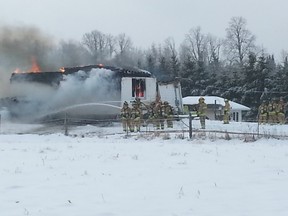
[8,68,121,121]
[0,24,55,97]
[0,24,129,122]
[50,68,120,109]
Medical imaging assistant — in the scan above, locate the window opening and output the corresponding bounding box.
[132,79,145,98]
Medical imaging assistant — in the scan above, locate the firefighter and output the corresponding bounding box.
[130,101,142,132]
[223,99,231,124]
[155,100,164,129]
[197,97,207,129]
[134,97,146,125]
[258,100,268,124]
[276,97,286,124]
[120,101,131,132]
[147,101,157,128]
[267,99,277,124]
[162,101,174,128]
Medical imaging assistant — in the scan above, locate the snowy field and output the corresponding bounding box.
[1,119,288,216]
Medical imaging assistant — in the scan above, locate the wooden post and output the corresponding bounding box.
[257,120,260,138]
[189,112,192,139]
[64,113,68,136]
[214,100,217,120]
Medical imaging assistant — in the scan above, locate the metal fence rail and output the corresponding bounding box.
[1,114,288,140]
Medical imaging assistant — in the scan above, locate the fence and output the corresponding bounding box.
[0,113,288,140]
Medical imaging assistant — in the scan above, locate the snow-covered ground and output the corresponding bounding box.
[1,119,288,216]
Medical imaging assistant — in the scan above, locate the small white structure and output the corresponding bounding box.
[182,96,250,122]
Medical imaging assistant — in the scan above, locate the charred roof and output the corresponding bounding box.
[62,65,151,77]
[10,64,152,85]
[10,72,63,86]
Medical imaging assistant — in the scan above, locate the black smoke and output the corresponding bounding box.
[0,24,55,97]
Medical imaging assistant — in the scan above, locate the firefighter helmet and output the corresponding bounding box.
[199,97,204,102]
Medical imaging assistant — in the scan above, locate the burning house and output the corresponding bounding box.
[4,64,183,122]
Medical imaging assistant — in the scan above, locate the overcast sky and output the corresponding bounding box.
[1,0,287,58]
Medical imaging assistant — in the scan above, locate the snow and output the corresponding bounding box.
[183,96,251,111]
[1,119,288,216]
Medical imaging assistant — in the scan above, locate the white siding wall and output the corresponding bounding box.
[158,82,183,113]
[145,78,157,102]
[121,77,133,106]
[121,77,157,106]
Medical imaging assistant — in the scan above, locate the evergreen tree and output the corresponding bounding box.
[158,56,168,76]
[144,51,157,76]
[170,52,180,78]
[180,56,198,96]
[241,53,272,119]
[273,57,288,101]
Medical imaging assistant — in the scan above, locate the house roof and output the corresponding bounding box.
[10,64,152,85]
[63,65,152,77]
[182,96,250,111]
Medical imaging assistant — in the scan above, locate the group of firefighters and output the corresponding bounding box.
[197,97,231,129]
[199,96,287,127]
[258,97,286,124]
[120,98,175,132]
[121,96,286,132]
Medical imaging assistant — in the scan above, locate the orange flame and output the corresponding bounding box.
[59,67,65,73]
[29,57,41,73]
[13,57,42,74]
[14,68,22,73]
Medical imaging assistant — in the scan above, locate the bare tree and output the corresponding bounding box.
[164,38,177,58]
[116,33,132,55]
[206,34,222,64]
[225,16,256,66]
[183,26,208,63]
[56,40,91,67]
[106,34,116,58]
[114,33,133,66]
[82,30,109,62]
